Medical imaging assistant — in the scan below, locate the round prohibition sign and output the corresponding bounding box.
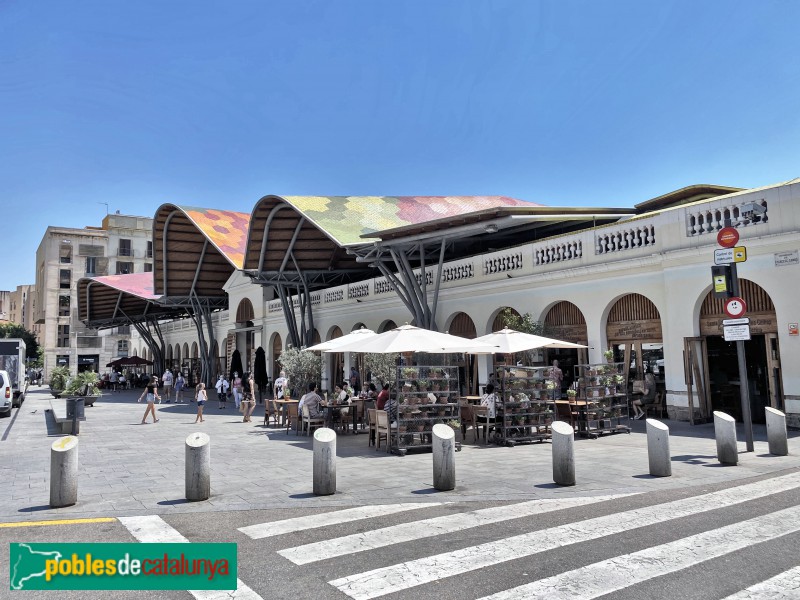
[724,296,747,318]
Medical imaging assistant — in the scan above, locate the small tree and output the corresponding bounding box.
[364,353,398,389]
[278,346,322,398]
[500,308,548,366]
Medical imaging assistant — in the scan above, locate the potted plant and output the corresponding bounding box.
[49,366,71,398]
[603,349,614,363]
[567,389,578,400]
[64,371,102,406]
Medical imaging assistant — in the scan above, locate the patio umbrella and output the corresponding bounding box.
[471,327,588,353]
[254,347,268,399]
[106,356,153,368]
[229,349,244,379]
[330,323,498,354]
[306,327,377,352]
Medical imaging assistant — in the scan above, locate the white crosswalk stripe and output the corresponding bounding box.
[119,515,263,600]
[238,502,443,539]
[328,472,800,600]
[719,566,800,600]
[475,505,800,600]
[279,494,635,564]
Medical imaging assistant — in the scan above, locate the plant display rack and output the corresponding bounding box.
[492,366,554,446]
[394,365,460,455]
[574,362,631,438]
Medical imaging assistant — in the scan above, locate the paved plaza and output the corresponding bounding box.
[1,386,798,524]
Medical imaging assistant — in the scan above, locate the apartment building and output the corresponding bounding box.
[7,284,41,341]
[35,212,153,375]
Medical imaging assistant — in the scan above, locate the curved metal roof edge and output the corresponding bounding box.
[78,273,161,301]
[159,203,250,270]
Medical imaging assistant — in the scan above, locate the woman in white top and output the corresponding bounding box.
[477,383,497,438]
[194,383,207,423]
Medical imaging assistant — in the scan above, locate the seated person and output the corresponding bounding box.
[376,383,390,410]
[632,370,657,419]
[477,383,498,435]
[299,382,324,418]
[364,382,378,400]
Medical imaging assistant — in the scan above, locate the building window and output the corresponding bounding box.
[117,340,129,356]
[144,262,153,272]
[59,269,71,289]
[116,261,133,275]
[85,257,97,276]
[114,325,130,335]
[57,325,70,347]
[146,241,153,258]
[58,295,70,316]
[59,244,72,264]
[118,239,132,257]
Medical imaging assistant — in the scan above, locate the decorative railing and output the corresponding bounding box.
[310,293,321,306]
[484,251,523,275]
[534,240,582,266]
[414,271,434,287]
[348,282,369,300]
[596,223,656,255]
[441,262,475,282]
[374,278,394,295]
[268,300,282,313]
[324,289,344,303]
[686,199,768,236]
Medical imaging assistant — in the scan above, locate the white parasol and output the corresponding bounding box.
[330,323,499,354]
[471,327,588,353]
[305,327,377,352]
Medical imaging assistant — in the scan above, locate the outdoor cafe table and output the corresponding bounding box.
[321,401,360,434]
[460,396,482,405]
[273,398,298,426]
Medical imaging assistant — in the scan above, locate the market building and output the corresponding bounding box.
[88,179,798,427]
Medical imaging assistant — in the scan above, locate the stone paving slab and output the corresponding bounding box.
[0,387,798,522]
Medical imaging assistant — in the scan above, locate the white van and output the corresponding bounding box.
[0,370,12,417]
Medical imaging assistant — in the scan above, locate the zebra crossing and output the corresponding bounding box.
[119,471,800,599]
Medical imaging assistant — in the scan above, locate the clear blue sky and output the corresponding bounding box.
[2,1,799,290]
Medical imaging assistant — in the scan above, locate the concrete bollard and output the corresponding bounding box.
[185,432,211,501]
[765,407,789,456]
[313,427,336,496]
[646,419,672,477]
[714,411,738,465]
[432,424,456,491]
[50,436,79,508]
[551,421,575,486]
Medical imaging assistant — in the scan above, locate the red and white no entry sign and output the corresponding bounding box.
[724,296,747,318]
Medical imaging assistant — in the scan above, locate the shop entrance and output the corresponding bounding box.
[544,301,589,391]
[698,279,782,424]
[605,293,663,394]
[705,335,774,423]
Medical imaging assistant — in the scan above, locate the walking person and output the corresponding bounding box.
[241,372,256,423]
[231,371,243,410]
[214,374,229,409]
[138,375,160,424]
[161,370,174,403]
[174,372,186,403]
[194,383,207,423]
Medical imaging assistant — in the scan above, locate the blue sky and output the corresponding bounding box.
[2,1,799,290]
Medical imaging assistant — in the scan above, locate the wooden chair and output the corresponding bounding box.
[645,391,666,419]
[367,408,377,446]
[460,403,474,443]
[555,401,576,429]
[472,405,490,443]
[301,404,324,436]
[284,403,299,434]
[375,409,391,452]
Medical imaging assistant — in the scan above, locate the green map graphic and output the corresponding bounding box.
[10,543,63,590]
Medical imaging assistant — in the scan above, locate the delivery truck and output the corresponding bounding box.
[0,338,28,410]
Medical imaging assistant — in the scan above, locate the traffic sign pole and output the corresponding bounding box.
[728,238,754,453]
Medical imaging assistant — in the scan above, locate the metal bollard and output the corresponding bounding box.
[765,407,789,456]
[313,427,336,496]
[185,432,211,501]
[714,411,738,465]
[50,436,79,508]
[551,421,575,486]
[646,419,672,477]
[432,424,456,491]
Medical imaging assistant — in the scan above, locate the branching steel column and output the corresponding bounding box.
[389,248,426,326]
[374,262,416,317]
[430,239,446,329]
[277,284,300,347]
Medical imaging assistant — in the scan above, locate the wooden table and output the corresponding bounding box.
[321,402,360,434]
[273,399,298,426]
[460,396,482,405]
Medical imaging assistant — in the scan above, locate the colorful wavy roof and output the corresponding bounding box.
[177,206,251,269]
[88,273,159,300]
[278,196,541,246]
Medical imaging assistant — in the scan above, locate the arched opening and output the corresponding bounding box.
[698,279,780,423]
[544,301,589,390]
[491,307,521,333]
[606,293,663,395]
[378,320,397,333]
[328,326,344,393]
[271,333,283,381]
[174,344,181,371]
[235,298,256,371]
[447,311,478,395]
